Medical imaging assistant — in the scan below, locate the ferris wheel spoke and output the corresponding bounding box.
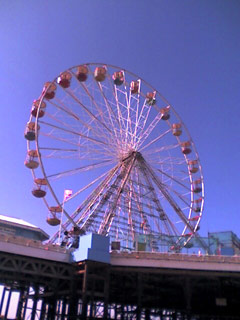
[47,98,113,144]
[125,92,133,146]
[105,73,127,144]
[76,80,122,149]
[145,161,194,233]
[71,71,107,125]
[126,180,136,241]
[136,108,167,149]
[131,180,155,237]
[46,102,118,151]
[150,156,186,166]
[49,164,121,243]
[161,183,191,208]
[97,81,123,146]
[76,164,123,230]
[136,166,177,239]
[137,160,178,237]
[143,143,179,157]
[63,87,113,135]
[38,134,116,161]
[114,87,126,146]
[115,88,129,131]
[78,165,121,211]
[162,215,181,241]
[44,110,116,152]
[38,119,109,147]
[46,159,114,179]
[130,93,141,147]
[132,83,141,147]
[133,171,179,250]
[66,164,121,209]
[39,132,84,148]
[42,113,114,152]
[133,100,151,147]
[39,131,116,159]
[47,98,90,128]
[98,153,138,235]
[139,128,172,152]
[135,168,157,233]
[44,109,81,133]
[114,100,133,148]
[156,168,191,191]
[41,144,115,161]
[123,81,138,147]
[39,147,78,152]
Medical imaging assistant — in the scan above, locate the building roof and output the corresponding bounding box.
[0,215,38,228]
[0,214,49,240]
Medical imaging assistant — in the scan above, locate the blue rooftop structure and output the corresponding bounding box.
[73,233,110,263]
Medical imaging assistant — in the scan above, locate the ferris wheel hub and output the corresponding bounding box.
[120,150,143,163]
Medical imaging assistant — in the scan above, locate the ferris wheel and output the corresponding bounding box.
[24,63,204,251]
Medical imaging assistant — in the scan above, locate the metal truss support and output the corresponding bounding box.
[0,250,240,319]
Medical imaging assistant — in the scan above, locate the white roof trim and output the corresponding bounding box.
[0,215,38,228]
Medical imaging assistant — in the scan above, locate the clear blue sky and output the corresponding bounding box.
[0,0,239,238]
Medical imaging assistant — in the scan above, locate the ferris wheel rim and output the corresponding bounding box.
[26,62,204,250]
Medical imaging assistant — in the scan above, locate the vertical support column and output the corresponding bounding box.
[81,263,88,320]
[89,273,95,320]
[55,299,59,319]
[4,288,12,319]
[103,266,110,319]
[60,299,67,320]
[120,304,124,320]
[0,286,6,314]
[159,309,163,319]
[22,289,28,320]
[47,295,57,320]
[184,277,192,319]
[16,287,26,319]
[136,272,142,320]
[40,298,47,320]
[145,308,150,320]
[114,303,118,320]
[68,276,78,318]
[31,285,39,320]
